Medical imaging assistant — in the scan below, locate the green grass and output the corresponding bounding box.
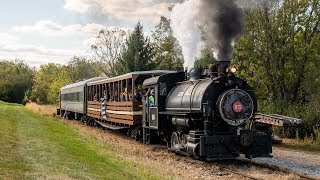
[275,139,320,153]
[0,101,157,179]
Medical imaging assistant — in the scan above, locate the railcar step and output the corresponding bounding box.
[95,120,129,130]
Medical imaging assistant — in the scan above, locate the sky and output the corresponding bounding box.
[0,0,179,67]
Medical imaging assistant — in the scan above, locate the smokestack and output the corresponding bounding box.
[218,61,230,77]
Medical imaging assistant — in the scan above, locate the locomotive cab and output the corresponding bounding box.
[142,72,185,143]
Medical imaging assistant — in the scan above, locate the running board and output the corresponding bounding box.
[95,120,129,130]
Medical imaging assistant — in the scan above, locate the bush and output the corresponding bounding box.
[258,97,320,140]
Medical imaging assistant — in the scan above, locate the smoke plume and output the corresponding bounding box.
[170,0,201,68]
[170,0,248,69]
[197,0,244,62]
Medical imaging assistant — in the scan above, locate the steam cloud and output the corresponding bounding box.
[170,0,201,68]
[170,0,245,68]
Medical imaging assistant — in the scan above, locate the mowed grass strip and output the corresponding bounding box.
[0,101,156,179]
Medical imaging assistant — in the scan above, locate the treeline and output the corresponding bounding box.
[0,57,101,105]
[0,0,319,137]
[0,60,34,103]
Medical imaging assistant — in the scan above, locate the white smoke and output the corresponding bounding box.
[170,0,201,69]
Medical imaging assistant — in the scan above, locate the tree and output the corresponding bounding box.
[91,27,129,77]
[116,22,155,75]
[194,25,217,68]
[0,60,34,104]
[152,16,184,70]
[194,48,217,67]
[31,63,69,104]
[233,0,320,103]
[67,56,102,82]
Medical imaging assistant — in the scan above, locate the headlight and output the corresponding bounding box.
[230,67,237,73]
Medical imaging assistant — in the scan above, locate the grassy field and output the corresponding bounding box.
[275,138,320,153]
[0,101,156,179]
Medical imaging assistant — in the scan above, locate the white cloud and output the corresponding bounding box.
[13,21,105,37]
[0,33,82,66]
[64,0,92,13]
[0,33,18,45]
[0,44,79,56]
[63,0,174,22]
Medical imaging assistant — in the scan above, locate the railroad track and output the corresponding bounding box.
[238,159,317,180]
[151,145,317,180]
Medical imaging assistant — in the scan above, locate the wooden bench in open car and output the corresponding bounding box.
[85,70,174,132]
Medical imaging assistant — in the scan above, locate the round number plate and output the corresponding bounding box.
[233,101,243,113]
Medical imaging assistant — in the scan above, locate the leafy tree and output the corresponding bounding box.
[233,0,320,103]
[116,22,155,75]
[0,60,34,104]
[67,56,102,82]
[31,63,70,104]
[31,57,104,104]
[152,16,184,70]
[91,27,129,77]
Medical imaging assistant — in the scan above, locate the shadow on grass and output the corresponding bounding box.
[0,101,22,107]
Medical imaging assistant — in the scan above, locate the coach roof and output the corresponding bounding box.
[87,70,175,86]
[61,77,106,90]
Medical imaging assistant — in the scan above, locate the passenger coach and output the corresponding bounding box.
[58,77,106,119]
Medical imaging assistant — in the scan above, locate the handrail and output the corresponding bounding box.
[254,113,303,127]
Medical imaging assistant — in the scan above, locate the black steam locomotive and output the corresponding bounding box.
[58,61,272,160]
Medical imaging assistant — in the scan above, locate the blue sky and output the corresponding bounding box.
[0,0,175,67]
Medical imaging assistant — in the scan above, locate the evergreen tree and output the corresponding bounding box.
[116,22,155,75]
[194,26,217,68]
[194,48,217,67]
[152,16,184,70]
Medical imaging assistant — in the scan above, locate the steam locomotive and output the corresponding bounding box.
[58,61,272,160]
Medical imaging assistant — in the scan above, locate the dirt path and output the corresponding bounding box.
[65,120,302,180]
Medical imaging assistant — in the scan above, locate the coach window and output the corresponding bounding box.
[115,81,119,102]
[77,92,80,102]
[160,82,167,96]
[99,84,103,100]
[94,85,98,101]
[97,85,100,100]
[91,86,94,101]
[80,92,83,101]
[92,86,95,101]
[109,83,113,101]
[128,79,133,101]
